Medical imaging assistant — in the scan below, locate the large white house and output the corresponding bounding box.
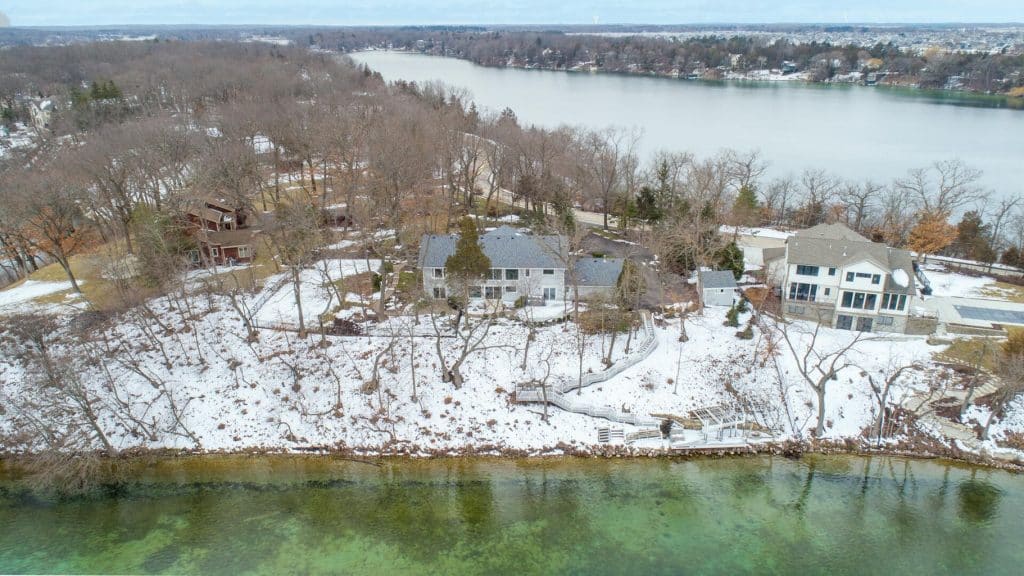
[417,226,624,304]
[766,223,926,334]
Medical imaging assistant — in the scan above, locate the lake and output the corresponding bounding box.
[351,51,1024,201]
[1,455,1023,574]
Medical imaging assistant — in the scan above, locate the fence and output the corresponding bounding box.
[515,311,661,426]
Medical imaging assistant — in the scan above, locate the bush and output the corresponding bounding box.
[514,295,527,308]
[1004,328,1024,357]
[724,305,740,327]
[372,272,382,292]
[735,325,754,340]
[736,298,749,313]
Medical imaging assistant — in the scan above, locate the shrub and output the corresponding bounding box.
[1003,328,1024,357]
[514,295,527,308]
[736,298,749,313]
[372,272,383,292]
[724,305,740,327]
[735,325,754,340]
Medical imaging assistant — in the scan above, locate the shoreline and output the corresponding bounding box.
[347,49,1024,109]
[3,437,1021,486]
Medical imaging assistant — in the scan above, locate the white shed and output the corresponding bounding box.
[698,270,740,307]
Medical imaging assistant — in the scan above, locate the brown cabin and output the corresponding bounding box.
[186,199,259,266]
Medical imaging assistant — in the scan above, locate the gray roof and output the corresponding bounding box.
[418,226,568,269]
[786,222,916,295]
[575,258,624,287]
[763,247,786,263]
[699,270,738,290]
[795,223,870,242]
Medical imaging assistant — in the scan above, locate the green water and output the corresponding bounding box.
[1,455,1022,575]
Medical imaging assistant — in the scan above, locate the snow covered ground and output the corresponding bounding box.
[1,257,1022,459]
[920,264,1001,299]
[253,259,380,326]
[0,280,79,310]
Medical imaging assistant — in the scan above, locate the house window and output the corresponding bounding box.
[525,269,531,277]
[470,286,482,298]
[871,274,881,285]
[505,269,519,281]
[484,286,501,299]
[543,287,557,300]
[856,317,874,332]
[846,272,854,282]
[542,269,554,275]
[856,272,872,279]
[841,291,877,310]
[505,285,516,294]
[210,247,220,258]
[836,315,853,330]
[796,265,819,276]
[433,287,446,299]
[433,268,445,278]
[488,269,502,280]
[787,305,806,315]
[878,316,894,326]
[828,267,837,276]
[881,293,907,311]
[788,282,818,302]
[824,288,831,296]
[238,245,252,259]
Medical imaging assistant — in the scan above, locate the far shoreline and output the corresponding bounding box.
[346,49,1024,110]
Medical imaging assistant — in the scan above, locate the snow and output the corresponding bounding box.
[719,225,795,240]
[254,259,380,326]
[0,280,78,310]
[1,254,1017,457]
[891,268,910,288]
[921,266,999,298]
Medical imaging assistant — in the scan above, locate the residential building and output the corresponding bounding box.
[417,226,623,304]
[185,199,259,266]
[766,223,920,333]
[697,270,740,307]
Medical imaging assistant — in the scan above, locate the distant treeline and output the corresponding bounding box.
[313,28,1024,94]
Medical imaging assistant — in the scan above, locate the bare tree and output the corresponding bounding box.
[778,319,868,437]
[865,360,922,446]
[575,126,640,229]
[895,159,987,216]
[983,352,1024,440]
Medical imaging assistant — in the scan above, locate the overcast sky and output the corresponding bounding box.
[1,1,1021,27]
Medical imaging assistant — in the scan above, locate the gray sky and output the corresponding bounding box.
[1,1,1022,27]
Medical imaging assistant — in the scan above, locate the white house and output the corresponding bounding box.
[697,270,740,307]
[766,223,924,334]
[418,226,623,304]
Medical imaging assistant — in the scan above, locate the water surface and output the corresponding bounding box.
[1,455,1022,575]
[351,51,1024,200]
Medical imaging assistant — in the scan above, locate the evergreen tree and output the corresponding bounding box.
[732,184,760,226]
[445,217,491,290]
[954,211,996,263]
[1001,246,1022,269]
[636,185,662,226]
[716,241,744,280]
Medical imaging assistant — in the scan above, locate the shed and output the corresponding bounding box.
[697,270,739,307]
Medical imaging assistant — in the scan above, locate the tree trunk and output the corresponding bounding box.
[815,385,827,437]
[56,257,83,294]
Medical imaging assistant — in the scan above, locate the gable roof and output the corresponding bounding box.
[419,226,568,269]
[205,229,259,247]
[699,269,738,290]
[795,223,870,242]
[575,258,624,287]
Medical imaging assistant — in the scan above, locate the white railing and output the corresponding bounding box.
[515,311,660,426]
